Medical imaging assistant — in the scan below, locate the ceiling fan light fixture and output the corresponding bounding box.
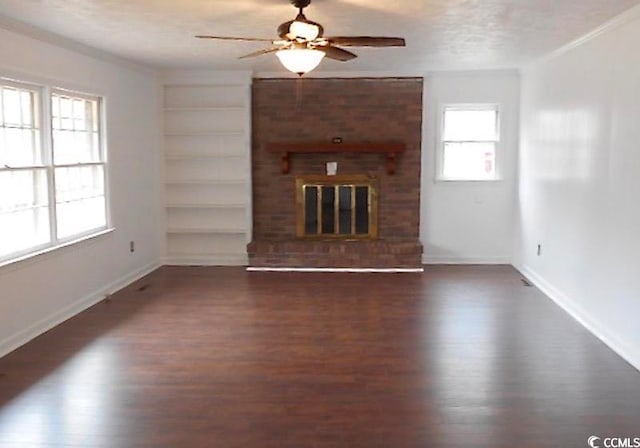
[276,48,325,76]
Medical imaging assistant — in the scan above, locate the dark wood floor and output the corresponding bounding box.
[1,266,639,447]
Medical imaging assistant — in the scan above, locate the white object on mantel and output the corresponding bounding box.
[326,162,338,176]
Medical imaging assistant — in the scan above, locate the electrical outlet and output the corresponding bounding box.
[130,241,135,253]
[537,244,542,256]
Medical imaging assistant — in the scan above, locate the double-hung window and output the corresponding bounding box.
[51,91,107,240]
[438,104,500,181]
[0,79,108,265]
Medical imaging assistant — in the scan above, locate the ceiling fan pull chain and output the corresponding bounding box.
[296,77,303,111]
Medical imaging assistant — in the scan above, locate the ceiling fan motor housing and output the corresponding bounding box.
[278,16,324,40]
[290,0,312,9]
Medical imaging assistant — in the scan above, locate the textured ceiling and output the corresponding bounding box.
[0,0,639,72]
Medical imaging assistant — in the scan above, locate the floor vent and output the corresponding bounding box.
[521,278,533,287]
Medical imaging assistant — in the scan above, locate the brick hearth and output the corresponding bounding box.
[247,239,423,269]
[249,77,423,268]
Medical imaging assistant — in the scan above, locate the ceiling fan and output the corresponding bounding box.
[196,0,406,76]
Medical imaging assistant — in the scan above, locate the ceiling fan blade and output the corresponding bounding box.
[317,45,357,62]
[238,47,282,59]
[195,35,275,42]
[326,36,406,47]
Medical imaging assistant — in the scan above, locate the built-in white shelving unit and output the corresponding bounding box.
[162,72,252,265]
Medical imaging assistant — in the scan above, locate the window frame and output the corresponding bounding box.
[0,77,111,267]
[435,103,502,182]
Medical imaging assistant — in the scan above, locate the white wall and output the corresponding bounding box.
[420,71,520,264]
[0,26,163,357]
[516,9,640,370]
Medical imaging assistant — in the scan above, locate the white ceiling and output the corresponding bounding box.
[0,0,639,73]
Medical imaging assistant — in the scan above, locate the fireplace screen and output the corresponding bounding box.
[296,175,378,238]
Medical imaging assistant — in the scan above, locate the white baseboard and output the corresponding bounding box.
[518,264,640,373]
[163,255,248,266]
[423,255,512,265]
[0,260,161,359]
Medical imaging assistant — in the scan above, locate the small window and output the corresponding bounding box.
[439,105,499,181]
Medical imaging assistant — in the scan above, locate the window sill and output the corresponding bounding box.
[0,227,115,273]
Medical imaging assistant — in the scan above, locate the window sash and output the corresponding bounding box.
[442,142,497,180]
[443,106,500,142]
[51,90,104,166]
[0,83,43,169]
[0,168,51,259]
[54,165,106,210]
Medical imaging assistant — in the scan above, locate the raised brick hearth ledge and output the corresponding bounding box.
[247,239,423,269]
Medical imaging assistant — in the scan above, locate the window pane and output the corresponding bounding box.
[55,165,106,239]
[355,187,369,235]
[0,169,50,259]
[0,128,42,167]
[444,108,497,141]
[52,130,100,164]
[321,186,335,234]
[52,93,101,164]
[443,142,496,180]
[338,186,352,235]
[2,88,21,126]
[304,186,318,235]
[0,86,42,167]
[60,97,72,119]
[21,91,33,126]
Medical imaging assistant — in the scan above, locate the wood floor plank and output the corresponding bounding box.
[1,266,639,447]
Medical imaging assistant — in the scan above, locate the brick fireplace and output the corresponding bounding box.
[248,77,423,268]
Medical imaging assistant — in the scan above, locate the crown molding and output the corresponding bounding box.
[254,69,425,79]
[255,68,522,80]
[525,3,640,71]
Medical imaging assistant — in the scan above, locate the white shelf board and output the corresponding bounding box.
[164,131,244,137]
[163,106,245,112]
[165,179,248,186]
[165,153,245,160]
[166,203,247,209]
[167,228,248,235]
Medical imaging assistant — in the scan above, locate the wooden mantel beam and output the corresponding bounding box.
[265,142,406,175]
